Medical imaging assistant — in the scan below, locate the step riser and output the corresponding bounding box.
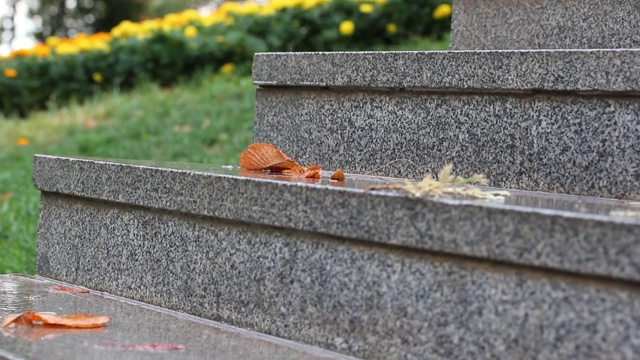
[255,88,640,198]
[451,0,640,50]
[37,193,640,360]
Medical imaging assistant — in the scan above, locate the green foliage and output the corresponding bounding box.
[1,0,452,117]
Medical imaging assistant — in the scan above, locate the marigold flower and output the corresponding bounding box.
[45,36,60,47]
[220,62,235,74]
[55,42,80,55]
[3,68,17,78]
[432,3,452,20]
[359,3,374,13]
[386,23,398,34]
[92,72,104,83]
[16,137,29,146]
[183,25,198,38]
[34,44,51,58]
[339,20,355,36]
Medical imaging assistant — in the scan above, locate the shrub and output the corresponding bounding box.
[0,0,452,117]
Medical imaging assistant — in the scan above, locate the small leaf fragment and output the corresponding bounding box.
[49,285,90,294]
[330,168,345,181]
[96,342,186,352]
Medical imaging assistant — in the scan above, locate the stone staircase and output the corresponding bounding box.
[6,0,640,359]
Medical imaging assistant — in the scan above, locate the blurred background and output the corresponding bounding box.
[1,0,217,54]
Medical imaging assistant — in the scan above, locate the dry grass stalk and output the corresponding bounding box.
[368,164,510,200]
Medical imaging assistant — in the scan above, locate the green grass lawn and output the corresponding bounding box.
[0,35,449,274]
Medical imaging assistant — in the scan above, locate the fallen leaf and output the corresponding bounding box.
[330,168,345,181]
[2,311,110,328]
[49,285,90,294]
[301,164,322,178]
[96,342,186,352]
[1,314,29,327]
[239,143,299,172]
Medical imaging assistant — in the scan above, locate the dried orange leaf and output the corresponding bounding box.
[330,168,345,181]
[96,342,186,352]
[2,311,110,328]
[1,313,29,327]
[239,143,299,172]
[304,170,321,179]
[33,313,111,328]
[49,285,90,294]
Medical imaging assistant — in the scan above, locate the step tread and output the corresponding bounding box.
[253,49,640,93]
[33,155,640,282]
[0,274,354,360]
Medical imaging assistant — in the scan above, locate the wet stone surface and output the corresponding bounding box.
[32,156,640,282]
[0,274,353,360]
[51,156,640,220]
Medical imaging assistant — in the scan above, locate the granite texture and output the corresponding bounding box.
[450,0,640,50]
[252,50,640,93]
[253,88,640,198]
[36,193,640,359]
[0,275,350,360]
[32,156,640,282]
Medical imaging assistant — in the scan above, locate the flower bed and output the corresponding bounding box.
[0,0,451,117]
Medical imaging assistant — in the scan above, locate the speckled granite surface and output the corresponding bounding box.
[0,275,351,360]
[450,0,640,49]
[254,88,640,198]
[252,50,640,93]
[36,193,640,359]
[33,156,640,282]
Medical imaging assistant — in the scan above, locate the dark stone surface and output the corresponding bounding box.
[252,50,640,93]
[0,275,350,360]
[450,0,640,50]
[253,88,640,198]
[35,194,640,360]
[33,156,640,282]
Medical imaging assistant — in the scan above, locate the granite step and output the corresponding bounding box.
[0,274,354,360]
[450,0,640,50]
[32,155,640,359]
[252,49,640,198]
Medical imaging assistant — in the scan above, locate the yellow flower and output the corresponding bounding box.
[15,137,29,146]
[339,20,355,36]
[92,72,104,83]
[386,23,398,34]
[45,36,60,47]
[3,68,18,78]
[55,42,80,55]
[33,44,51,58]
[181,9,201,22]
[432,3,452,20]
[220,62,235,74]
[215,35,225,42]
[359,3,374,13]
[183,25,198,38]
